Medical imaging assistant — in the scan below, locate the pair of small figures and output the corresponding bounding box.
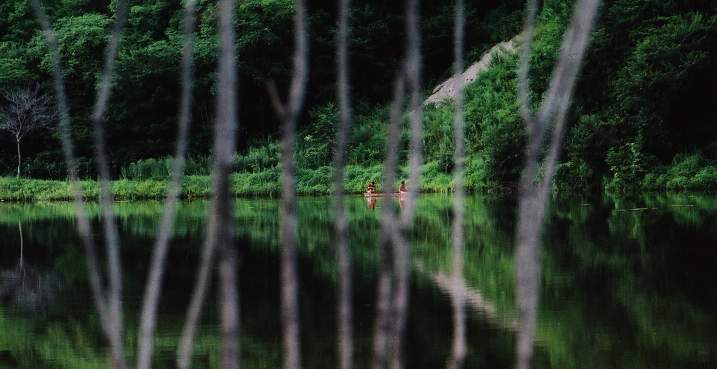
[365,180,408,194]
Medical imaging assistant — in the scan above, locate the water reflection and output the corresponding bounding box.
[0,194,716,368]
[365,195,376,210]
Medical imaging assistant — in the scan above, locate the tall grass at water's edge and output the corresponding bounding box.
[5,155,717,202]
[4,155,717,202]
[0,164,456,202]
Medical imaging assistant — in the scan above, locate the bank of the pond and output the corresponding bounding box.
[5,155,717,202]
[0,165,459,201]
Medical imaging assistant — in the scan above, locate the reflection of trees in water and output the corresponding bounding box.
[0,223,61,312]
[0,265,61,312]
[1,196,716,368]
[10,0,645,365]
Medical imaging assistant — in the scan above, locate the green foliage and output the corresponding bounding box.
[1,0,716,194]
[297,104,337,169]
[29,14,111,79]
[1,0,529,179]
[616,13,716,102]
[120,156,210,180]
[423,105,455,173]
[0,41,31,85]
[643,153,717,191]
[554,159,593,194]
[345,107,389,165]
[463,54,523,187]
[120,157,172,180]
[232,143,280,173]
[604,142,647,193]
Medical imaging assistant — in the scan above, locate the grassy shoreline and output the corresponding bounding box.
[0,164,459,202]
[3,154,717,202]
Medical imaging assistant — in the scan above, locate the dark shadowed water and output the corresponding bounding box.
[1,193,716,369]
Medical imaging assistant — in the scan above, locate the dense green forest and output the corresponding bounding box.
[1,0,716,197]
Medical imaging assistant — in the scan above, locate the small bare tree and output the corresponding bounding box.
[0,87,55,177]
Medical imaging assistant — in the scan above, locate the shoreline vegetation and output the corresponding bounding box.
[3,153,717,202]
[2,1,716,202]
[0,165,454,202]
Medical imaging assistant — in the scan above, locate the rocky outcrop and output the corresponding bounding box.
[424,34,522,106]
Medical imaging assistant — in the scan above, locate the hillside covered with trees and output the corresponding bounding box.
[1,0,716,197]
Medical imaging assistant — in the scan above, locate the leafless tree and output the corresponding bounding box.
[446,1,467,369]
[388,2,423,369]
[333,0,354,369]
[372,71,405,369]
[371,2,423,369]
[0,87,54,177]
[136,1,198,369]
[513,1,601,369]
[266,2,309,369]
[35,0,243,367]
[213,0,241,368]
[176,0,241,368]
[86,1,131,368]
[30,0,130,367]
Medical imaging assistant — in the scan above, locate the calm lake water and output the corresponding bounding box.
[1,193,716,369]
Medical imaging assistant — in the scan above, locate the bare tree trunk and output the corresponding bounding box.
[446,1,467,369]
[513,1,601,369]
[177,1,240,368]
[400,0,424,225]
[334,1,353,369]
[389,1,423,368]
[32,0,112,347]
[30,1,129,368]
[372,2,423,369]
[15,137,21,177]
[371,72,405,369]
[90,0,129,365]
[215,0,240,368]
[266,2,309,369]
[136,2,198,369]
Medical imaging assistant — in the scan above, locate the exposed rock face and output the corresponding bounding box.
[424,34,522,106]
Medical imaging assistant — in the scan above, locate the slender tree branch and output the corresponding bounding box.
[136,2,198,369]
[371,72,406,369]
[89,2,131,367]
[334,1,353,369]
[215,1,241,368]
[266,2,310,369]
[400,0,424,228]
[389,1,423,368]
[30,1,128,368]
[177,1,241,368]
[514,1,601,369]
[446,1,467,369]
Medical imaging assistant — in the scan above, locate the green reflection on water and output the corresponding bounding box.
[0,193,716,368]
